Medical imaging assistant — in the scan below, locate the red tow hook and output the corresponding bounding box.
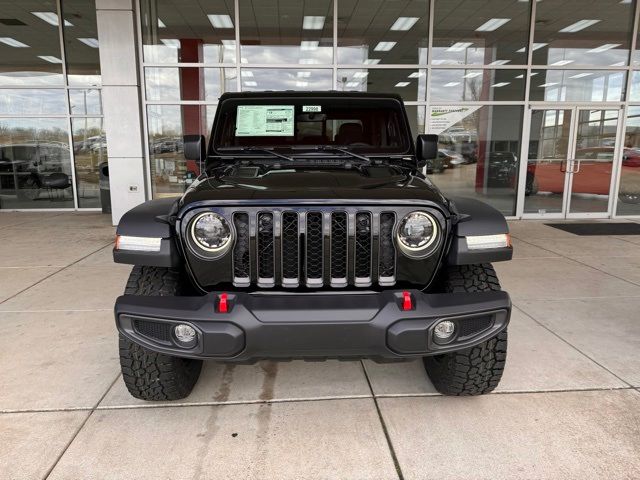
[402,291,413,311]
[218,293,229,313]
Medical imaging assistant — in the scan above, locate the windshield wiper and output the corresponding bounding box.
[218,146,295,162]
[311,145,371,163]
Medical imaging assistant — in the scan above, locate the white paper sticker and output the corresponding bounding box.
[302,105,322,112]
[428,106,481,134]
[235,105,294,136]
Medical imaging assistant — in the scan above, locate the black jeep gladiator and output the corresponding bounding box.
[113,91,512,400]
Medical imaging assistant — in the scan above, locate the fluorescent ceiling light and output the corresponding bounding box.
[346,82,359,88]
[559,19,600,33]
[241,57,248,63]
[476,18,510,32]
[296,81,308,87]
[408,72,424,78]
[241,70,253,77]
[539,82,558,87]
[208,14,233,29]
[390,17,419,31]
[221,39,236,48]
[587,43,620,53]
[300,40,319,50]
[303,16,325,30]
[299,58,318,64]
[516,42,547,53]
[491,82,510,87]
[158,18,166,28]
[550,60,573,66]
[610,61,626,66]
[447,42,473,52]
[364,59,380,64]
[38,55,62,63]
[161,39,180,48]
[444,82,460,87]
[620,0,632,3]
[243,81,257,87]
[0,37,29,48]
[353,71,368,78]
[78,38,99,48]
[488,60,510,66]
[462,72,482,78]
[297,71,311,78]
[395,82,410,87]
[31,12,72,27]
[569,72,593,79]
[515,74,524,79]
[374,41,396,51]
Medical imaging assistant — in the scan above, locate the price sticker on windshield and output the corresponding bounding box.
[302,105,322,113]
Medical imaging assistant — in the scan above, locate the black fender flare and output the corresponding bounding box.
[113,198,181,267]
[446,196,513,265]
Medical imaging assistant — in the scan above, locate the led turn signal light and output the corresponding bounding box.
[218,293,229,313]
[402,291,413,311]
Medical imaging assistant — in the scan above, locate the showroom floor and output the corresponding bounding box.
[1,212,640,480]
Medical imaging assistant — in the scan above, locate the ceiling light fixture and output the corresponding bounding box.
[539,82,558,87]
[158,18,166,28]
[446,42,473,52]
[443,82,460,87]
[241,70,253,77]
[353,71,368,78]
[488,60,510,66]
[516,42,547,53]
[300,40,319,50]
[462,72,482,78]
[243,81,257,87]
[364,59,381,64]
[491,82,510,87]
[587,43,621,53]
[38,55,62,63]
[390,17,419,31]
[408,72,424,78]
[476,18,511,32]
[569,72,593,79]
[0,37,29,48]
[345,81,359,88]
[374,41,396,51]
[31,12,72,27]
[78,38,99,48]
[296,81,308,87]
[303,16,325,30]
[559,19,601,33]
[208,14,233,29]
[161,39,180,48]
[550,60,573,66]
[395,82,410,87]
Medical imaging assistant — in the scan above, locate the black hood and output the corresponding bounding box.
[178,164,448,208]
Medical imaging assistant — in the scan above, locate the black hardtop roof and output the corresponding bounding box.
[218,91,405,102]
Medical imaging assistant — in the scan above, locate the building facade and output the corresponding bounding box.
[2,0,640,223]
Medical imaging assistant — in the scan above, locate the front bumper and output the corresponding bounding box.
[114,290,511,361]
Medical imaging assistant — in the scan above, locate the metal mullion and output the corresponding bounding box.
[235,64,335,69]
[0,114,70,118]
[234,0,241,91]
[608,106,626,218]
[56,0,79,210]
[425,0,434,133]
[333,0,338,90]
[429,101,526,106]
[0,85,67,89]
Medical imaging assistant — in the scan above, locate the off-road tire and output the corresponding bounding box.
[424,263,507,396]
[119,266,202,401]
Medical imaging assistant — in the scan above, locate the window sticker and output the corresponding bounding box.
[302,105,322,113]
[235,105,294,136]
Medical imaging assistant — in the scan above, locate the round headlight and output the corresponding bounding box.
[191,212,232,253]
[397,211,438,255]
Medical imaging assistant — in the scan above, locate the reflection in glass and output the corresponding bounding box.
[72,117,107,208]
[0,1,64,86]
[338,0,428,65]
[61,0,101,86]
[426,105,523,216]
[140,0,236,64]
[533,0,633,67]
[405,106,426,138]
[430,70,525,102]
[0,89,67,115]
[147,105,211,197]
[569,109,618,214]
[337,69,426,101]
[619,107,640,215]
[240,0,333,64]
[529,70,625,102]
[432,1,529,66]
[69,89,102,115]
[524,109,573,214]
[240,69,332,91]
[144,67,236,101]
[0,117,73,208]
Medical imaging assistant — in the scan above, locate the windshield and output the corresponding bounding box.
[213,97,411,154]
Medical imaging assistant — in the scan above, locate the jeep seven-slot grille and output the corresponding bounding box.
[231,210,396,288]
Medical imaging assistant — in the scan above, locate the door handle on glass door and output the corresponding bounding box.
[572,159,581,174]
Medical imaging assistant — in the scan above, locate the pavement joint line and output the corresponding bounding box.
[506,235,640,289]
[0,308,113,313]
[374,386,635,399]
[0,211,66,229]
[513,305,636,389]
[0,240,115,307]
[360,360,404,480]
[0,265,69,269]
[43,372,122,480]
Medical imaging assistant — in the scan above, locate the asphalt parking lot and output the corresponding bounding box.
[1,212,640,480]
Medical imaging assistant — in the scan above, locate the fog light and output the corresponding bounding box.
[434,320,455,340]
[174,324,197,347]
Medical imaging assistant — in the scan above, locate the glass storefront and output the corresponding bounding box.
[0,0,106,210]
[136,0,640,218]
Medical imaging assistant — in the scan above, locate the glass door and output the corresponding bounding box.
[522,107,620,218]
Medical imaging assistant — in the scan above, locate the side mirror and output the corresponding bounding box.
[183,135,206,162]
[416,134,439,166]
